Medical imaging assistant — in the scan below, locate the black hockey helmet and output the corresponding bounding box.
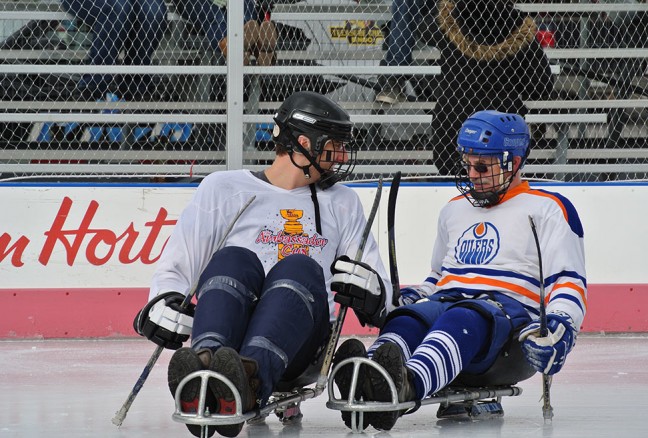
[272,91,356,189]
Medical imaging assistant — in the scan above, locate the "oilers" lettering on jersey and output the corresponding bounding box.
[454,222,500,265]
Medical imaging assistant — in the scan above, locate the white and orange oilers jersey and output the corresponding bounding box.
[419,181,586,331]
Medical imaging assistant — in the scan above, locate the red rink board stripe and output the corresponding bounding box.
[0,284,645,338]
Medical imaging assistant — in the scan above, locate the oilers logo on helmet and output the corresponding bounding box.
[454,222,501,265]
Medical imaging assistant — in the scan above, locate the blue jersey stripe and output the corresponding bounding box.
[533,189,585,237]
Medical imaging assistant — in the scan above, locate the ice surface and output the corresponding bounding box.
[1,334,647,437]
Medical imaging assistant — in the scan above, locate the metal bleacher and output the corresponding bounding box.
[0,1,647,182]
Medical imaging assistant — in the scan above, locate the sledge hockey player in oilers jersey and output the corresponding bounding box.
[133,91,394,437]
[332,110,587,431]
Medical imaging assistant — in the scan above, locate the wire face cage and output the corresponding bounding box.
[0,0,647,183]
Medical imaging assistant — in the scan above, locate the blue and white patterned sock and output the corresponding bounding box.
[407,307,490,398]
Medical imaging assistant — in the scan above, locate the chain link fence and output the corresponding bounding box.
[0,0,647,182]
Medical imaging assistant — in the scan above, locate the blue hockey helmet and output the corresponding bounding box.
[455,110,530,208]
[456,110,530,171]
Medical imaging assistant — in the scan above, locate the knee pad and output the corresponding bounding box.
[266,255,325,290]
[197,246,264,298]
[263,254,328,317]
[191,247,264,351]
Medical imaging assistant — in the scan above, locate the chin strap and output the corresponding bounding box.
[287,134,324,234]
[309,184,323,235]
[288,135,330,183]
[469,188,502,207]
[287,149,312,179]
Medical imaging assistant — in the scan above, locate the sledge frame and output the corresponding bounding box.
[325,357,524,434]
[171,357,524,436]
[171,369,322,435]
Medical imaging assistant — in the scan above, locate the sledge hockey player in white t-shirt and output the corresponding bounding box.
[332,110,587,431]
[133,91,394,437]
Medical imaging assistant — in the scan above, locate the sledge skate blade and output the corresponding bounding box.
[271,393,304,425]
[437,399,505,421]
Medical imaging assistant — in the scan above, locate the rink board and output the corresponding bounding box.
[1,182,646,338]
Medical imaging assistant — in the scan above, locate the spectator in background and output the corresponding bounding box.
[427,0,554,175]
[535,11,557,49]
[61,0,168,101]
[172,0,277,66]
[591,0,644,170]
[375,0,425,104]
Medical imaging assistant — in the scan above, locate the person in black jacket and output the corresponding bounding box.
[429,0,554,175]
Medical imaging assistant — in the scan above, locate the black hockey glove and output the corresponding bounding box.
[331,255,387,328]
[133,292,196,350]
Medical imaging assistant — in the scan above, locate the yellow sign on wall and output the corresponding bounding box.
[329,20,384,45]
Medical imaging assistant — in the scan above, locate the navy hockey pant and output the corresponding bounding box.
[191,246,330,403]
[382,290,532,375]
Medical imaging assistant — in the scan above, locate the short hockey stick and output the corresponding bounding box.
[315,176,384,392]
[387,171,402,306]
[112,195,256,427]
[528,215,554,423]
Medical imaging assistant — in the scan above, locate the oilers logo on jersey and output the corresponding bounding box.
[454,222,500,265]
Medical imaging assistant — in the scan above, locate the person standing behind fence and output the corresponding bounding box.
[375,0,425,104]
[427,0,554,175]
[172,0,278,66]
[60,0,168,101]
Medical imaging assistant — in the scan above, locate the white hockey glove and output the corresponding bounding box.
[133,292,195,350]
[398,287,428,306]
[518,311,576,375]
[331,255,386,328]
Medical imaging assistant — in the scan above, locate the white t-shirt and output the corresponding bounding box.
[150,169,393,321]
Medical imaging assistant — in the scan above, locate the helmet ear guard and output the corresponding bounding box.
[271,117,312,156]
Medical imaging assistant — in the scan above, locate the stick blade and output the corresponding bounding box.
[111,409,126,427]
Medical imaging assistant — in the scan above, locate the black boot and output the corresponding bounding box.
[209,347,260,437]
[375,75,407,104]
[332,338,369,430]
[168,347,217,438]
[366,342,417,431]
